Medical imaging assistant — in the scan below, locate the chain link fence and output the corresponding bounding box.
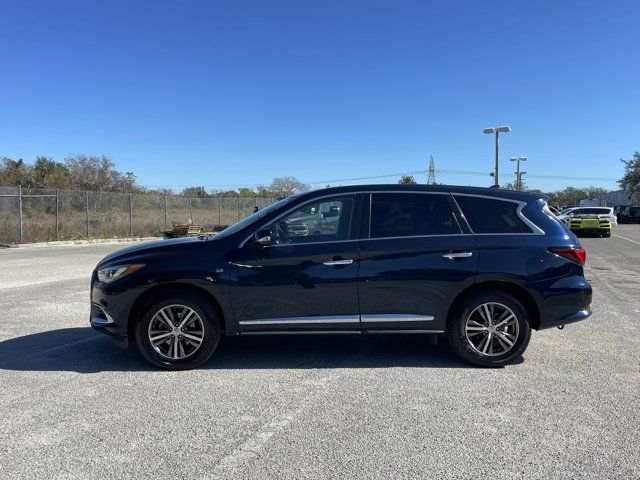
[0,187,273,244]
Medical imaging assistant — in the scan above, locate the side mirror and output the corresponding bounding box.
[252,228,273,246]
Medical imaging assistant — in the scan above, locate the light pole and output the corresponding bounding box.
[483,126,511,186]
[510,156,527,190]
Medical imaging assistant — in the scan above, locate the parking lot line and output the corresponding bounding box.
[612,234,640,246]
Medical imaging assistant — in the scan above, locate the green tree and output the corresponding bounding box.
[181,186,209,198]
[259,177,310,197]
[398,175,417,184]
[32,157,71,188]
[619,152,640,202]
[64,155,138,192]
[0,157,33,187]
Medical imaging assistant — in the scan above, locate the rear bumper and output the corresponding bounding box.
[536,275,592,330]
[540,308,592,330]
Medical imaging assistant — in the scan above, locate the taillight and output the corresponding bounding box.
[548,247,586,266]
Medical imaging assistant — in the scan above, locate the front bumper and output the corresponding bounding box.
[89,274,142,348]
[90,302,129,348]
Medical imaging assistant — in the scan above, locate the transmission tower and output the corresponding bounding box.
[427,155,436,185]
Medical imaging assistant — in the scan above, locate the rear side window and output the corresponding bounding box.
[370,193,460,238]
[454,195,532,234]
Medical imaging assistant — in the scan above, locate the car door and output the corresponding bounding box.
[229,194,362,332]
[357,192,479,333]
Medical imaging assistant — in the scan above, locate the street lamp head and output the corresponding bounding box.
[510,157,518,162]
[483,128,496,134]
[496,126,511,133]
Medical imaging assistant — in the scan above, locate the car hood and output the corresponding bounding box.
[97,237,205,266]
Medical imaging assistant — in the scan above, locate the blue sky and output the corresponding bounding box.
[1,0,638,192]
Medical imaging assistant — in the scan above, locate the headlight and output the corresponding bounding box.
[97,264,144,283]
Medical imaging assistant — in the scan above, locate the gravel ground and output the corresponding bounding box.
[1,228,639,479]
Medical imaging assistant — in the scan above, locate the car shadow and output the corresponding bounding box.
[0,327,482,373]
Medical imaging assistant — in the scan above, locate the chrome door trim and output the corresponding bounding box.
[240,330,362,335]
[360,314,435,323]
[364,329,444,334]
[238,315,360,326]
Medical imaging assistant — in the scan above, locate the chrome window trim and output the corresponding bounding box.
[451,192,545,235]
[239,315,360,326]
[238,192,358,248]
[361,314,435,323]
[360,233,467,242]
[238,189,545,248]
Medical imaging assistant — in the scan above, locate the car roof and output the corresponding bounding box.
[296,184,547,202]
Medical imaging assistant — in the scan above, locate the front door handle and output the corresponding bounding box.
[322,259,354,267]
[442,251,473,260]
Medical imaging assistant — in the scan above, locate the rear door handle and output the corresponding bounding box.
[322,259,354,267]
[442,252,473,260]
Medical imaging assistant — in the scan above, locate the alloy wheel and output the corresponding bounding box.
[147,305,204,360]
[464,302,519,356]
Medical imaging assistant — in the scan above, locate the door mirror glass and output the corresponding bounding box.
[253,228,273,246]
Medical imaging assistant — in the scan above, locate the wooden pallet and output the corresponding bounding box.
[163,224,203,238]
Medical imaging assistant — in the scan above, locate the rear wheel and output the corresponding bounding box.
[134,292,220,370]
[446,291,531,367]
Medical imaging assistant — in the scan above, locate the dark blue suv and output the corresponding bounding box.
[90,185,592,369]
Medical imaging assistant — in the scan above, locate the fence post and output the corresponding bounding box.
[188,197,193,224]
[218,198,221,227]
[163,196,168,229]
[85,191,90,238]
[128,193,133,237]
[18,185,24,243]
[55,189,59,240]
[237,196,240,221]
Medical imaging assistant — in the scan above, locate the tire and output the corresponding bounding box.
[134,292,221,370]
[446,291,532,367]
[603,231,611,238]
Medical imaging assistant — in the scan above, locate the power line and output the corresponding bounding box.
[144,168,619,190]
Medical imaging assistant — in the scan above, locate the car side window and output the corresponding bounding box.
[454,195,533,234]
[370,193,460,238]
[265,196,355,244]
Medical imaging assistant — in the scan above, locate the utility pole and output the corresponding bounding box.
[483,126,511,186]
[510,157,527,190]
[427,155,436,185]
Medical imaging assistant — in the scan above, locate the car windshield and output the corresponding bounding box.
[559,208,574,214]
[213,194,301,239]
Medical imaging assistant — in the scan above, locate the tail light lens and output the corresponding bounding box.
[548,247,586,266]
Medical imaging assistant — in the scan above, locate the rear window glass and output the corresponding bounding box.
[578,208,610,215]
[454,195,532,234]
[370,193,460,238]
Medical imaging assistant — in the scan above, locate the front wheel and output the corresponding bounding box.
[446,291,532,367]
[134,292,221,370]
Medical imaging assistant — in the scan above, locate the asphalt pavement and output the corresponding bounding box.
[1,229,639,479]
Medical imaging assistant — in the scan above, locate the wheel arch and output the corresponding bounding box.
[127,283,226,340]
[446,281,541,330]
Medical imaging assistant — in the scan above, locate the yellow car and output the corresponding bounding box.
[565,214,611,237]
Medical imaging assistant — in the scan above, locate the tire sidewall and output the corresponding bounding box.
[447,291,532,367]
[134,292,220,370]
